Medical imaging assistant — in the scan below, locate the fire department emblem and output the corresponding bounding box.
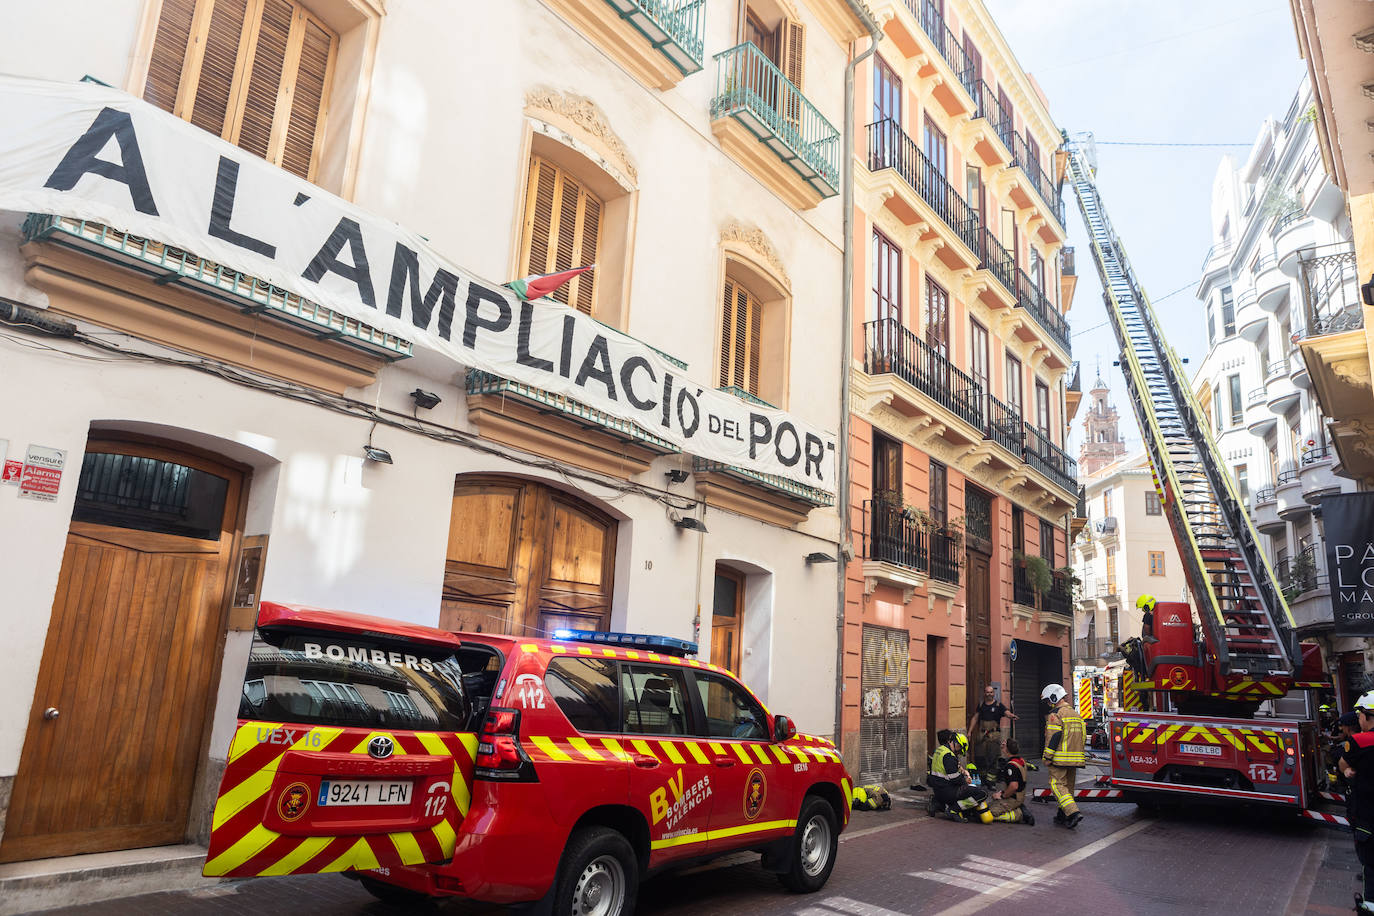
[1169,666,1189,688]
[743,768,766,821]
[278,782,310,822]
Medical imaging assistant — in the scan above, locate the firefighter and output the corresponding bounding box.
[928,730,990,823]
[1137,593,1157,641]
[967,685,1016,778]
[989,737,1034,825]
[1338,691,1374,912]
[1042,683,1087,829]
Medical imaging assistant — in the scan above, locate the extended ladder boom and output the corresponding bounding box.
[1063,135,1296,680]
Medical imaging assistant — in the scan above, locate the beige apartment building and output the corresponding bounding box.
[841,0,1079,781]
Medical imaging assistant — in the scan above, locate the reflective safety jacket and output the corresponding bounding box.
[1043,706,1087,766]
[930,744,963,785]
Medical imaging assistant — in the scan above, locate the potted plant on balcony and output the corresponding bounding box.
[1282,550,1318,602]
[1056,565,1082,602]
[1013,551,1053,595]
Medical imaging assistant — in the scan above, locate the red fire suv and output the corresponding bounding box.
[205,603,855,915]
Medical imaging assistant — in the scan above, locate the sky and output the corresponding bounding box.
[982,0,1308,457]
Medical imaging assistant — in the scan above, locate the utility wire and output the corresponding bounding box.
[1095,140,1252,148]
[1071,279,1196,337]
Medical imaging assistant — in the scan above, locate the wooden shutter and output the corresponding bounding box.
[719,278,762,395]
[783,20,805,91]
[140,0,336,181]
[520,156,601,314]
[143,0,198,113]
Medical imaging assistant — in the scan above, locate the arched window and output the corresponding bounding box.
[720,278,763,395]
[520,156,602,315]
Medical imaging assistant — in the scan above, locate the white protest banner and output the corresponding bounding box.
[0,76,836,494]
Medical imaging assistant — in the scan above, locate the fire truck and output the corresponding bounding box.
[1058,136,1338,822]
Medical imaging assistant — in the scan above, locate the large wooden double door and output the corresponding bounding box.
[0,439,243,862]
[440,477,617,636]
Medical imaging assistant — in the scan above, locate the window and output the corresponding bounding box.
[929,460,947,526]
[521,156,601,314]
[966,166,983,222]
[1006,353,1023,416]
[970,319,989,394]
[1035,379,1051,436]
[1109,605,1119,645]
[923,116,947,178]
[1030,247,1044,292]
[1145,490,1161,515]
[1026,134,1042,177]
[873,229,901,324]
[1221,287,1236,336]
[1039,520,1056,563]
[383,690,421,719]
[963,33,982,82]
[621,666,691,736]
[1011,505,1024,553]
[926,277,950,356]
[1206,303,1216,347]
[711,567,744,674]
[1234,464,1249,501]
[693,673,768,740]
[1228,374,1243,425]
[873,55,901,125]
[872,433,902,502]
[719,278,763,395]
[1214,384,1223,433]
[143,0,337,181]
[1103,488,1112,517]
[1106,547,1117,594]
[546,657,620,733]
[1148,551,1166,576]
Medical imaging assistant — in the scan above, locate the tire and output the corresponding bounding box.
[552,826,639,916]
[779,795,839,894]
[358,876,432,905]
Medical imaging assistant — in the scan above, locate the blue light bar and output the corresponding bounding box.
[552,629,698,658]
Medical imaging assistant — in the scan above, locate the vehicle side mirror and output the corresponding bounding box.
[773,714,796,743]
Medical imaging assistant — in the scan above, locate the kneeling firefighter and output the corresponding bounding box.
[1042,683,1086,829]
[988,737,1034,825]
[928,729,992,823]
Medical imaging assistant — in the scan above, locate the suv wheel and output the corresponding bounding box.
[554,826,638,916]
[779,795,839,893]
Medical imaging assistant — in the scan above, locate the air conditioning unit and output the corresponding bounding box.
[1095,517,1118,534]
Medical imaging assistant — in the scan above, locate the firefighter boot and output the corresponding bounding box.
[1053,811,1068,827]
[1066,812,1083,829]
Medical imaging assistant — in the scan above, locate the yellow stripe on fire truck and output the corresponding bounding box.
[1122,722,1277,753]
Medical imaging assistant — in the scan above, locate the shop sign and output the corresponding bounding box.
[1323,492,1374,635]
[0,76,837,494]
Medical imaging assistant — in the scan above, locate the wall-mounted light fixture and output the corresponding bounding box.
[674,516,708,533]
[665,469,691,484]
[410,388,442,410]
[805,551,837,564]
[363,420,392,464]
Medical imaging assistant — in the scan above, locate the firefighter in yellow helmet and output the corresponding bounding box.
[1042,683,1086,828]
[1136,594,1157,640]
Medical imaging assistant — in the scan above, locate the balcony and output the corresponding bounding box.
[1060,246,1079,315]
[864,318,985,431]
[1274,464,1308,521]
[1245,387,1277,435]
[1255,255,1289,311]
[1012,559,1037,609]
[1296,245,1363,339]
[1015,269,1071,353]
[692,455,833,527]
[1023,425,1078,494]
[710,42,839,209]
[986,393,1025,456]
[1279,547,1329,630]
[1073,637,1116,664]
[1271,211,1318,276]
[1299,446,1343,504]
[976,226,1018,303]
[862,498,929,600]
[1013,562,1073,631]
[545,0,705,90]
[1008,129,1067,233]
[867,119,979,263]
[929,529,961,587]
[1252,486,1283,533]
[1235,289,1267,341]
[1265,361,1300,413]
[968,79,1015,162]
[1289,342,1311,389]
[467,369,681,478]
[902,0,978,116]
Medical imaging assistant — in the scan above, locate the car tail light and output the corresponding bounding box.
[475,707,537,782]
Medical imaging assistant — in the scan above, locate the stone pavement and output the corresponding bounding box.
[25,771,1367,916]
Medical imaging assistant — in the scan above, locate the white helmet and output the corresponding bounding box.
[1356,690,1374,713]
[1041,683,1067,705]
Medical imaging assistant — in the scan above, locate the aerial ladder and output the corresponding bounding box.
[1044,134,1333,816]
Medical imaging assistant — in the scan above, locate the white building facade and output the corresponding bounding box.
[0,0,878,878]
[1192,77,1366,705]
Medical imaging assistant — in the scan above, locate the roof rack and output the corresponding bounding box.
[552,629,698,658]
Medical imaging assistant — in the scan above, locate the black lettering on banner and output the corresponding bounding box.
[804,434,825,481]
[302,218,376,308]
[660,374,675,428]
[774,421,801,467]
[385,243,459,338]
[462,282,512,347]
[748,413,772,460]
[207,156,275,257]
[619,356,657,410]
[516,302,555,372]
[676,388,701,437]
[43,106,159,215]
[560,314,576,378]
[574,335,618,401]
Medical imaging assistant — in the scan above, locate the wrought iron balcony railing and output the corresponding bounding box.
[1276,464,1301,487]
[1045,572,1073,615]
[1301,444,1333,466]
[867,119,980,255]
[711,42,840,196]
[1009,130,1066,228]
[1016,267,1071,351]
[1270,209,1306,238]
[929,529,961,584]
[606,0,707,74]
[1297,243,1363,338]
[862,498,929,572]
[1012,560,1037,607]
[1024,424,1077,493]
[1073,637,1116,660]
[864,318,985,430]
[969,79,1014,148]
[908,0,977,99]
[977,225,1017,298]
[1255,485,1277,503]
[986,393,1024,455]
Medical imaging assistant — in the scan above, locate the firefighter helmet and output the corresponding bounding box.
[1041,683,1067,705]
[1136,594,1157,612]
[953,732,969,755]
[1356,690,1374,713]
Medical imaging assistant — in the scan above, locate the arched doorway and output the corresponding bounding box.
[439,477,617,636]
[0,437,245,862]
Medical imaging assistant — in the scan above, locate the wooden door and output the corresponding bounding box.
[0,441,243,862]
[441,477,616,637]
[965,550,991,722]
[711,567,743,674]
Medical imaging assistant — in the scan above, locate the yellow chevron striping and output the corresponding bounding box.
[731,744,752,764]
[750,744,773,765]
[660,740,686,764]
[388,828,425,865]
[531,736,573,761]
[432,813,457,854]
[631,739,657,759]
[568,737,605,761]
[600,738,633,762]
[770,745,791,764]
[685,741,710,765]
[325,836,380,873]
[203,823,277,877]
[258,835,333,876]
